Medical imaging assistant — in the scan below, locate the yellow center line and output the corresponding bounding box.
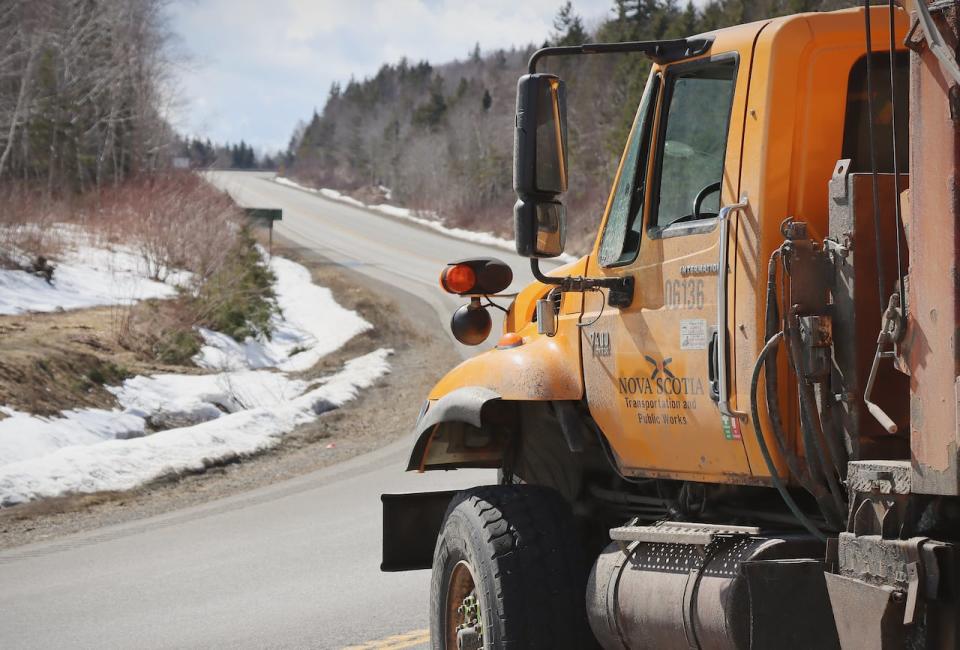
[342,629,430,650]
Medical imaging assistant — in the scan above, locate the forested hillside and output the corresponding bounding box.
[288,0,856,253]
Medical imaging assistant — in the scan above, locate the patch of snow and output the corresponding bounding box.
[192,254,371,372]
[0,242,392,506]
[111,370,309,419]
[0,349,392,506]
[0,228,189,316]
[0,407,145,467]
[273,176,579,263]
[319,188,366,208]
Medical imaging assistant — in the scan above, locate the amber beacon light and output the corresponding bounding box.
[440,264,477,294]
[438,258,514,345]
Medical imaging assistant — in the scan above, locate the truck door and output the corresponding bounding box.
[580,36,758,482]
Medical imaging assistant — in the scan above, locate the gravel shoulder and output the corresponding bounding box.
[0,235,461,549]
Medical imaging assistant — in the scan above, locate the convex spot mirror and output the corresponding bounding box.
[515,200,566,258]
[450,300,492,346]
[514,73,569,259]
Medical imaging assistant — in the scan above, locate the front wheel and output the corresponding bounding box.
[429,485,595,649]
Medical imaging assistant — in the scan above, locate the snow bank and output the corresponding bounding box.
[0,408,145,467]
[0,239,188,315]
[0,349,391,506]
[193,255,370,372]
[273,176,582,260]
[0,246,391,506]
[112,370,309,420]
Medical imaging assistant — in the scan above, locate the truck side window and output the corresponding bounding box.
[598,74,660,267]
[842,51,909,173]
[649,59,737,233]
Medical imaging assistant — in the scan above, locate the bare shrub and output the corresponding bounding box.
[0,185,68,269]
[115,223,275,366]
[86,171,241,282]
[85,172,278,365]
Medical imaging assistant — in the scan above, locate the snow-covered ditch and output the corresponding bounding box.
[0,229,190,315]
[0,243,390,506]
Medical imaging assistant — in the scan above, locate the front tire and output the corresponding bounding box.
[429,485,594,649]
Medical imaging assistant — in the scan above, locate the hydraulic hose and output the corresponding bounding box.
[762,251,814,490]
[750,331,827,541]
[820,394,854,464]
[816,384,849,475]
[785,318,847,529]
[762,246,840,527]
[774,247,846,529]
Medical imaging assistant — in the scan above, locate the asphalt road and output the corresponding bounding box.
[0,171,559,649]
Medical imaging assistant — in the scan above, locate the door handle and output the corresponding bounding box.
[708,331,720,402]
[716,196,748,420]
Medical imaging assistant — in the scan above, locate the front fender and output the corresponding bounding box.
[406,387,501,471]
[428,332,582,402]
[410,307,584,471]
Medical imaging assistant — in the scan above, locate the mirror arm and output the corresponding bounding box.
[530,259,634,308]
[527,37,713,74]
[530,258,564,285]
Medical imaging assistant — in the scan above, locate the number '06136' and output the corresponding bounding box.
[664,279,705,310]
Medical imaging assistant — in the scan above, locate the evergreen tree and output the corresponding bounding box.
[552,2,588,46]
[412,77,447,130]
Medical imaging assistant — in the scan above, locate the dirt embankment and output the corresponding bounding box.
[0,236,460,548]
[0,308,204,418]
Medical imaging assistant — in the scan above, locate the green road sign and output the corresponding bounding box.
[244,207,282,223]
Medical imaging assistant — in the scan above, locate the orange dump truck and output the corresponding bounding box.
[382,3,960,648]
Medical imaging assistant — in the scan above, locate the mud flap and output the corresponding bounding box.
[381,490,459,572]
[823,572,907,650]
[743,559,841,649]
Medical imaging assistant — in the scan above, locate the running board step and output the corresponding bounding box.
[609,521,761,547]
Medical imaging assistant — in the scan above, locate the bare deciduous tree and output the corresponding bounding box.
[0,0,177,193]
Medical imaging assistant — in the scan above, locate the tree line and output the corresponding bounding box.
[176,138,278,171]
[286,0,856,252]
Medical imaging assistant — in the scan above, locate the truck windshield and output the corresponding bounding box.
[650,58,736,231]
[598,73,660,267]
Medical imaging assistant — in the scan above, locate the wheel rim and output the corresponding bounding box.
[445,560,481,649]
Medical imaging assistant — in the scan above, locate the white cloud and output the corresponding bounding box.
[168,0,613,151]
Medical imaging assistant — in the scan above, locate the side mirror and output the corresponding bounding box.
[513,73,568,259]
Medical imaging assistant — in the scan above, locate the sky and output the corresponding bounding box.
[167,0,615,154]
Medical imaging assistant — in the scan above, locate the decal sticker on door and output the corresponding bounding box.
[680,318,708,350]
[616,355,705,426]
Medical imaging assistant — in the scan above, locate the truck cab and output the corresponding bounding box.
[409,8,906,486]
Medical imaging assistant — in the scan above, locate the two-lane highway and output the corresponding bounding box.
[208,171,549,351]
[0,172,562,649]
